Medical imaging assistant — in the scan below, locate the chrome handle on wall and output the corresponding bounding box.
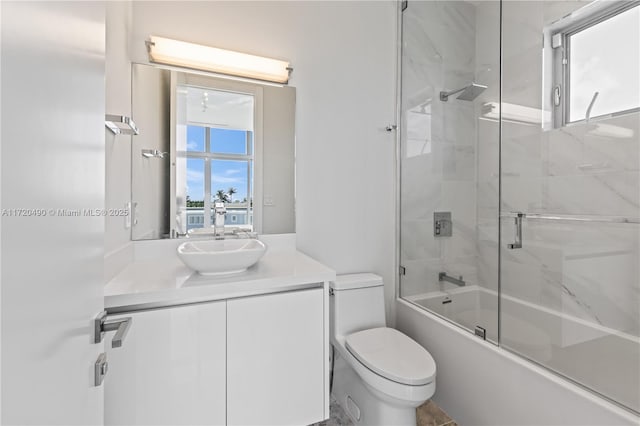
[94,311,132,348]
[507,213,524,249]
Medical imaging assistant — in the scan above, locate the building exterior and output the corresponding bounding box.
[186,205,251,231]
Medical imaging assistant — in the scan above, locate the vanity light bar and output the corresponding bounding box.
[146,36,291,84]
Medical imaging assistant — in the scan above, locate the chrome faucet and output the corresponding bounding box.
[213,201,226,237]
[439,272,465,287]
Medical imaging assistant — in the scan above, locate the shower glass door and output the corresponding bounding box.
[500,1,640,414]
[398,1,501,344]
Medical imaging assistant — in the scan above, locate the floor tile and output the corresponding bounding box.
[416,400,454,426]
[316,397,456,426]
[313,396,353,426]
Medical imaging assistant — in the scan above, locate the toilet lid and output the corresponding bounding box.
[345,327,436,386]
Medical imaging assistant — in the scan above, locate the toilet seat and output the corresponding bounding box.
[334,335,435,407]
[345,327,436,386]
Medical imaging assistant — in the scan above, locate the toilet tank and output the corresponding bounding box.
[330,273,386,343]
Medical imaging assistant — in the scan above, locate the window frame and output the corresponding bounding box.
[550,0,640,128]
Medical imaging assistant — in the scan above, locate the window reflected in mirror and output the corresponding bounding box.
[179,87,255,235]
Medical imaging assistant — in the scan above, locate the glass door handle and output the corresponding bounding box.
[507,213,524,249]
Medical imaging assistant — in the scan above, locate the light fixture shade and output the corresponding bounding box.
[147,36,290,84]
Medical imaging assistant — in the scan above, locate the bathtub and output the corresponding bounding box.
[405,286,640,414]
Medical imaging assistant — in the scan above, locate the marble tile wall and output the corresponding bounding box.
[501,1,640,339]
[400,0,639,414]
[400,1,501,313]
[473,1,501,294]
[400,0,484,299]
[401,0,638,343]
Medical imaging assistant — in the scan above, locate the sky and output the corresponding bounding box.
[569,5,639,121]
[186,126,252,203]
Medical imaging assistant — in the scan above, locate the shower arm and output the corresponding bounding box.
[439,82,487,102]
[439,86,468,102]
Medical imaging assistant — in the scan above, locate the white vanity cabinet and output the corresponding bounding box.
[227,287,325,426]
[105,301,227,425]
[105,287,326,426]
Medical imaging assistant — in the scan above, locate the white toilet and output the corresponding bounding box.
[330,273,436,426]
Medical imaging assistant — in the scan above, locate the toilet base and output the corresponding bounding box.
[332,352,426,426]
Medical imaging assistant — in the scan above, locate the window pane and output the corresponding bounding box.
[569,5,640,121]
[210,128,249,155]
[211,159,251,226]
[187,125,205,152]
[211,159,249,202]
[186,158,205,230]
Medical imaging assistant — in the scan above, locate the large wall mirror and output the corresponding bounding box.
[131,63,296,240]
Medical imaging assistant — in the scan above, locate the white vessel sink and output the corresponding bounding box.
[177,239,267,276]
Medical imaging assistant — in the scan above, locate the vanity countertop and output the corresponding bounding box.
[104,235,335,313]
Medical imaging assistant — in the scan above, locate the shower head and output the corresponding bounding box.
[440,83,487,102]
[456,83,488,101]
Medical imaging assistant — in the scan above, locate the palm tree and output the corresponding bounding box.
[215,189,229,203]
[227,187,237,203]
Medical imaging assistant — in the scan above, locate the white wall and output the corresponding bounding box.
[105,1,134,281]
[129,1,398,321]
[397,301,639,426]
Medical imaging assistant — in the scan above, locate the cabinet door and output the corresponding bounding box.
[227,288,325,426]
[105,301,226,425]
